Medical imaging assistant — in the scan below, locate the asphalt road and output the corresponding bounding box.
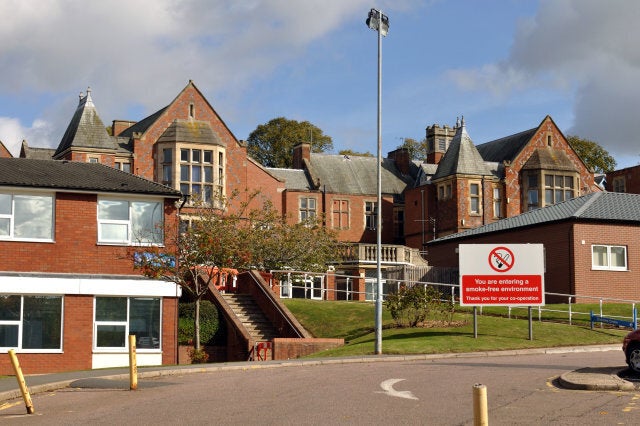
[1,350,638,425]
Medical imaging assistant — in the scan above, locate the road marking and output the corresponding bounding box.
[377,378,418,400]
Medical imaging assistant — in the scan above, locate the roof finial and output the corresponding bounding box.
[84,87,94,107]
[461,115,465,127]
[455,116,460,128]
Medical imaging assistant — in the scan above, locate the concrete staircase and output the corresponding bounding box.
[221,294,278,342]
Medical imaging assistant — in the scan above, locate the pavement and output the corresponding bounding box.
[1,344,637,404]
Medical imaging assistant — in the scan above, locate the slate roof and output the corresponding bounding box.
[475,127,537,163]
[20,141,55,160]
[118,106,168,138]
[157,120,225,146]
[267,168,312,191]
[432,123,492,180]
[306,153,411,196]
[0,158,181,197]
[429,192,640,244]
[521,148,577,172]
[54,90,118,158]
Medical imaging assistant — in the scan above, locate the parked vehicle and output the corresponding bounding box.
[623,329,640,373]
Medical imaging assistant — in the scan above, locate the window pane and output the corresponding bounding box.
[192,150,201,163]
[203,186,212,202]
[555,176,563,187]
[122,163,131,173]
[180,183,189,195]
[300,198,307,209]
[544,175,553,187]
[470,184,479,195]
[0,296,21,321]
[309,198,316,209]
[203,151,212,163]
[565,190,573,200]
[131,202,162,244]
[163,148,172,163]
[163,165,172,182]
[565,176,573,188]
[100,223,128,241]
[130,298,160,349]
[545,189,553,204]
[592,246,608,267]
[96,297,127,321]
[192,166,201,182]
[14,195,53,239]
[0,325,19,347]
[528,190,538,205]
[0,218,9,236]
[555,190,563,203]
[98,200,129,220]
[611,246,627,268]
[471,198,479,212]
[0,193,11,214]
[528,174,538,188]
[97,325,126,347]
[180,149,189,162]
[204,166,213,182]
[180,165,189,181]
[22,296,62,349]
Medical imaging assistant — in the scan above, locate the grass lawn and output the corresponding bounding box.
[282,299,631,358]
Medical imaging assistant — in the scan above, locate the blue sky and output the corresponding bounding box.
[1,0,638,169]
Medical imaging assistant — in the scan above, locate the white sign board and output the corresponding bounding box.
[459,244,545,306]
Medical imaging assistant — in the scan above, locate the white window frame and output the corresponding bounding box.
[93,296,162,353]
[591,244,627,271]
[0,295,64,353]
[469,182,481,214]
[299,197,317,222]
[97,197,164,246]
[0,192,55,242]
[365,201,377,230]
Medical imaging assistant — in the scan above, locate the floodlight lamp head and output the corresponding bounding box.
[365,8,389,36]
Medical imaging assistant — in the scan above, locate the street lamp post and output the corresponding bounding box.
[365,7,389,355]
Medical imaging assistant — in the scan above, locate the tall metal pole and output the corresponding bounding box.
[374,10,383,355]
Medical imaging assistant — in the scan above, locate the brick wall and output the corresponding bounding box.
[427,220,640,303]
[606,165,640,194]
[272,338,344,360]
[1,193,177,274]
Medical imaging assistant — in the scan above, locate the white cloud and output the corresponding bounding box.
[0,0,382,151]
[446,0,640,163]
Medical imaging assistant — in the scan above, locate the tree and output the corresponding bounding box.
[396,138,427,161]
[566,135,617,173]
[133,191,340,354]
[338,149,374,157]
[247,117,333,168]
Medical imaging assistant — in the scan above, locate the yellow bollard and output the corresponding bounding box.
[472,383,488,426]
[8,349,34,414]
[129,335,138,390]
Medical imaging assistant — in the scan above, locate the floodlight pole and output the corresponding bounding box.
[366,7,388,355]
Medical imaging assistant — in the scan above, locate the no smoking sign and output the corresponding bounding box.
[459,244,545,306]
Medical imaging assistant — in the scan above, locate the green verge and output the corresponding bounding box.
[282,299,631,358]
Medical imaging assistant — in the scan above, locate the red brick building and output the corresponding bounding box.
[606,164,640,195]
[425,191,640,302]
[0,158,182,374]
[404,116,601,252]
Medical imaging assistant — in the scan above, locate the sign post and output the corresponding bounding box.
[459,244,545,339]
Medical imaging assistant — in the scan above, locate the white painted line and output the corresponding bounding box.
[378,378,418,400]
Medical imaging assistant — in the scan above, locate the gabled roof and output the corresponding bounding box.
[429,192,640,244]
[0,141,12,158]
[54,89,117,158]
[432,121,492,180]
[475,127,537,163]
[306,153,411,195]
[118,106,168,138]
[0,158,181,197]
[20,140,55,160]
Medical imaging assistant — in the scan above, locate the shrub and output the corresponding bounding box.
[385,285,455,327]
[178,300,222,345]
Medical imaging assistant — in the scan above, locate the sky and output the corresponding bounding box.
[1,0,639,169]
